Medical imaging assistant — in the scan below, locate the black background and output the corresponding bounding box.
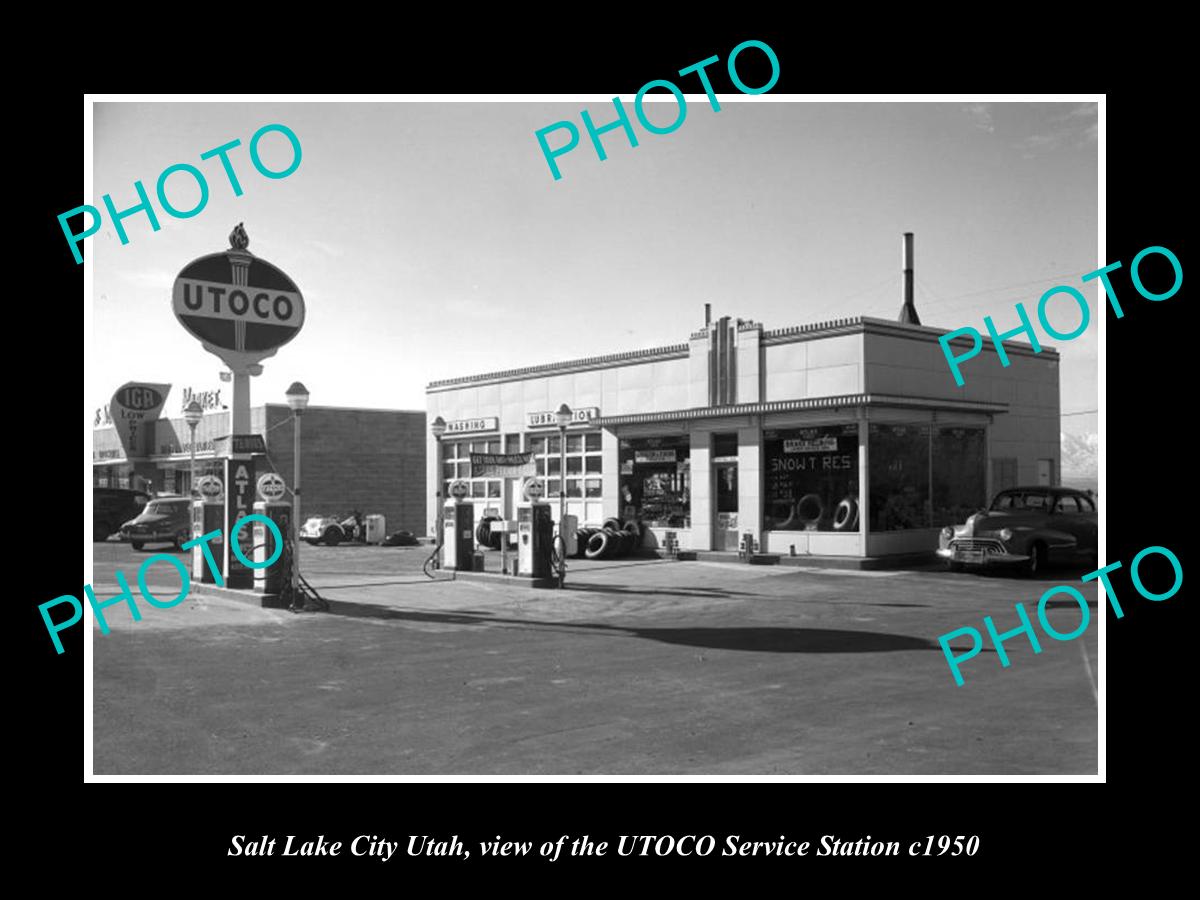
[23,21,1186,885]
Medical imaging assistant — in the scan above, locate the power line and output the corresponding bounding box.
[1062,409,1098,417]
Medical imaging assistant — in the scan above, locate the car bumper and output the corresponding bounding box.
[936,547,1030,566]
[121,530,177,542]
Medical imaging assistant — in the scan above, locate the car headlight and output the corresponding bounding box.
[941,526,954,540]
[999,528,1013,542]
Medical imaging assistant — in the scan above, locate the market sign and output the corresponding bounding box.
[470,451,536,478]
[445,417,499,435]
[526,407,599,428]
[172,230,305,369]
[635,449,677,464]
[110,381,171,459]
[783,437,838,453]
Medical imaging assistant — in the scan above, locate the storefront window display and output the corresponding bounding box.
[932,426,987,525]
[868,423,988,531]
[619,436,690,527]
[763,425,859,532]
[869,423,931,531]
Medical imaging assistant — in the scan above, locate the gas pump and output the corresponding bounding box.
[191,483,224,584]
[517,478,553,577]
[442,480,475,571]
[253,498,290,596]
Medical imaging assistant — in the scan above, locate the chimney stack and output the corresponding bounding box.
[898,232,920,325]
[704,302,712,327]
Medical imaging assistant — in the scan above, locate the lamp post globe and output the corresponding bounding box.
[184,400,204,497]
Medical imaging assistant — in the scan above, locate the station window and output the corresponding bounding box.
[531,430,603,498]
[869,423,930,531]
[440,437,505,500]
[763,425,859,532]
[618,435,690,527]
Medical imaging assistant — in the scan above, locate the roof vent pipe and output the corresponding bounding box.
[899,232,920,325]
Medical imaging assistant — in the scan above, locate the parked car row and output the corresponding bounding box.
[94,484,1096,575]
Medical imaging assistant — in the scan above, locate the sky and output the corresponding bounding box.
[92,100,1099,436]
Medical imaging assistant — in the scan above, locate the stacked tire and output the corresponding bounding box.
[476,516,503,551]
[582,520,642,560]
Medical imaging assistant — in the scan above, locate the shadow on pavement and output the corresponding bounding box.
[564,583,762,600]
[321,601,966,654]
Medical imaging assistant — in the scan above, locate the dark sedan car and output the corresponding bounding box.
[120,496,192,551]
[93,487,151,542]
[937,486,1098,576]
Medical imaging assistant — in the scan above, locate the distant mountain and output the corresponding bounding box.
[1061,432,1098,495]
[1061,432,1098,477]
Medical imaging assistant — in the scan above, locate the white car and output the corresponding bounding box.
[299,513,358,546]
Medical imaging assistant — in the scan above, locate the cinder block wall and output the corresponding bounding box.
[262,405,426,535]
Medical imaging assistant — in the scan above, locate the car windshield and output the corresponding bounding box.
[145,501,185,514]
[990,491,1052,511]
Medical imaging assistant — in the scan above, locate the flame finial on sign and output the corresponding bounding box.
[229,222,249,251]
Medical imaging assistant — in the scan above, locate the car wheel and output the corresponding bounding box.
[1025,542,1046,577]
[324,528,342,546]
[131,541,145,551]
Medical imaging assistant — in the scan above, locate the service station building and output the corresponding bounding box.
[426,312,1060,559]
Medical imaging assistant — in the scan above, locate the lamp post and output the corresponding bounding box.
[430,416,447,569]
[554,404,572,586]
[285,382,310,599]
[183,400,203,497]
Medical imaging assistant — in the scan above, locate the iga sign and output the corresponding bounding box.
[110,381,170,459]
[172,226,305,370]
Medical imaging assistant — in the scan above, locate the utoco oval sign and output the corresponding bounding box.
[523,478,545,501]
[257,472,287,502]
[196,475,224,500]
[449,480,470,500]
[172,251,305,356]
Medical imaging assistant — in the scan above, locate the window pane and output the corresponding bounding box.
[471,481,485,498]
[931,426,987,527]
[869,423,930,531]
[585,478,602,498]
[530,436,546,455]
[442,462,455,480]
[618,435,691,528]
[547,478,561,497]
[487,481,501,498]
[1056,495,1079,514]
[566,434,583,453]
[548,457,561,475]
[566,479,582,498]
[566,456,583,475]
[713,432,738,458]
[585,456,603,474]
[548,436,561,454]
[505,433,521,453]
[585,432,602,452]
[456,462,469,478]
[487,439,501,454]
[762,425,859,532]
